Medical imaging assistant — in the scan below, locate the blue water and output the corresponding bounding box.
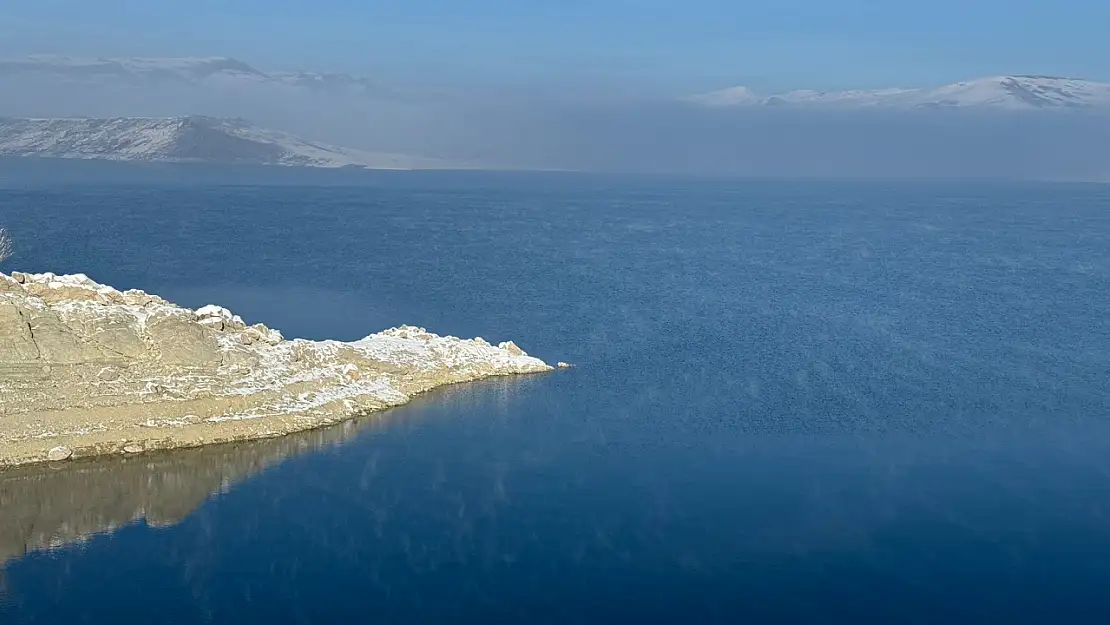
[2,173,1110,623]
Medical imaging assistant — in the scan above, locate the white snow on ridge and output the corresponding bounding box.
[691,75,1110,110]
[0,55,372,94]
[8,55,1109,112]
[918,76,1110,109]
[0,116,443,169]
[693,86,763,107]
[268,70,379,93]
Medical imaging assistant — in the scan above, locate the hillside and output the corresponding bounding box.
[0,116,443,169]
[0,55,380,95]
[692,75,1110,110]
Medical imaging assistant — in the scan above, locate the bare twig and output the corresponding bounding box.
[0,227,11,263]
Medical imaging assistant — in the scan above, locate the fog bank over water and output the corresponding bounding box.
[2,66,1108,180]
[395,104,1110,180]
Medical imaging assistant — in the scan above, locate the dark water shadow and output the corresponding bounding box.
[0,422,358,570]
[0,375,536,572]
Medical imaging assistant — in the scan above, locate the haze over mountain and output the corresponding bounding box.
[0,55,381,95]
[1,54,1108,180]
[692,75,1110,110]
[0,116,442,169]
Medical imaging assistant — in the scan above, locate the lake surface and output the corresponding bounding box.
[2,172,1110,623]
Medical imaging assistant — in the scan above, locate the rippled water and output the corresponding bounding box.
[2,172,1110,623]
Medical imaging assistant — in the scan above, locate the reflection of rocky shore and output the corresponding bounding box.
[0,414,379,568]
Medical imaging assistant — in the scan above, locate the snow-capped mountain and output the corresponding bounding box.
[268,70,378,93]
[0,116,441,169]
[0,55,379,94]
[692,75,1110,110]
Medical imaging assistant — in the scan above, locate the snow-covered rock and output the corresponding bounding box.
[693,86,764,107]
[0,115,442,169]
[0,55,372,95]
[0,271,554,467]
[690,75,1110,111]
[268,70,380,94]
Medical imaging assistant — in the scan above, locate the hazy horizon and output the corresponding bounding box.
[2,1,1109,180]
[5,0,1110,94]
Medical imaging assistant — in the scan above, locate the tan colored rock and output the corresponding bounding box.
[22,307,111,363]
[245,323,283,346]
[46,446,72,462]
[0,271,555,468]
[342,363,361,382]
[499,341,525,357]
[146,311,223,366]
[96,366,121,382]
[195,305,246,332]
[68,308,150,359]
[0,302,39,360]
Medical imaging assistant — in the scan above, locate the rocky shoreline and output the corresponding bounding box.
[0,272,554,468]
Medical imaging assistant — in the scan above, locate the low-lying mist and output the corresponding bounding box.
[2,75,1109,180]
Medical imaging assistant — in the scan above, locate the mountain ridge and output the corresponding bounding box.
[0,55,380,95]
[0,115,442,169]
[10,55,1110,111]
[691,75,1110,110]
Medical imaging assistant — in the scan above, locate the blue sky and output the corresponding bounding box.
[3,0,1109,92]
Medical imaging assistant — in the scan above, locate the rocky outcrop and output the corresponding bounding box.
[0,272,552,467]
[0,116,447,169]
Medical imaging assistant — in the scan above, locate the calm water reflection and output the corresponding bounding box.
[0,407,378,569]
[2,176,1110,623]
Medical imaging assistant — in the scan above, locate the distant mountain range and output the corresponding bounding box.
[691,75,1110,110]
[0,116,443,169]
[6,56,1109,112]
[1,55,1109,179]
[0,55,381,95]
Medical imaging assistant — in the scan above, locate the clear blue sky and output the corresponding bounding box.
[3,0,1108,92]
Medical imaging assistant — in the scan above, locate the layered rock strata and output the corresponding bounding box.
[0,272,551,467]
